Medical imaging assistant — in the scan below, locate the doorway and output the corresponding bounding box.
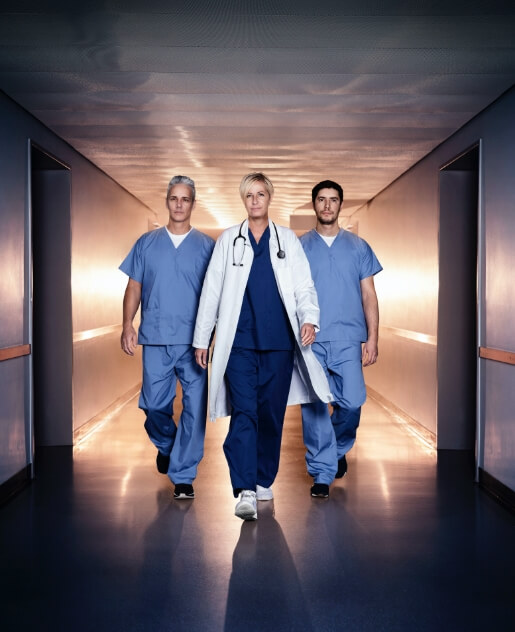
[437,144,480,462]
[30,144,73,448]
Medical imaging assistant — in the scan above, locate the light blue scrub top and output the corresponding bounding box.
[300,229,382,343]
[119,227,215,345]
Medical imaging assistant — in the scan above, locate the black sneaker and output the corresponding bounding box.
[335,454,347,479]
[311,483,329,498]
[156,451,170,474]
[174,484,195,500]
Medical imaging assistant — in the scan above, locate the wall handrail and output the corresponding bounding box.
[0,344,31,362]
[479,347,515,366]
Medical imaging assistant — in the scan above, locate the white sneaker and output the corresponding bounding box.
[235,490,257,520]
[256,484,274,501]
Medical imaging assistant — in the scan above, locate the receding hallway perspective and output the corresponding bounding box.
[2,6,515,630]
[1,394,514,632]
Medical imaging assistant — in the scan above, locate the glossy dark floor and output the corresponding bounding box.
[1,395,514,632]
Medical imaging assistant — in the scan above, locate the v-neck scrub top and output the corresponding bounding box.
[300,229,382,343]
[119,226,215,345]
[233,227,294,351]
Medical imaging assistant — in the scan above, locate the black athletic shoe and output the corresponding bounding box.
[335,454,348,479]
[174,484,195,500]
[311,483,329,498]
[156,451,170,474]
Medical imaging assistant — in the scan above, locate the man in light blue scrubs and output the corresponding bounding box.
[300,180,382,496]
[120,176,215,499]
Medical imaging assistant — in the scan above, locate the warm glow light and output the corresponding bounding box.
[380,471,391,502]
[74,417,111,452]
[175,126,203,169]
[374,266,438,303]
[120,470,131,497]
[72,267,127,299]
[74,399,134,452]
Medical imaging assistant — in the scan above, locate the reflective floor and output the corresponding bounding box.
[1,395,514,631]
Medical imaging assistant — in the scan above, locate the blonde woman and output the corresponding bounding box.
[194,173,334,520]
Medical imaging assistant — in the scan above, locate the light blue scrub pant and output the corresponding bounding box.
[301,341,366,476]
[224,348,294,497]
[140,345,207,485]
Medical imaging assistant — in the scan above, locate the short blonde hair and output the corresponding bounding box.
[239,172,274,201]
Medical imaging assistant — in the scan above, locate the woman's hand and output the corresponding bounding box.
[300,323,316,347]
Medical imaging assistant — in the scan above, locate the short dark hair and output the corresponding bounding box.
[311,180,343,204]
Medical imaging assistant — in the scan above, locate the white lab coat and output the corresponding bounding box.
[193,219,333,421]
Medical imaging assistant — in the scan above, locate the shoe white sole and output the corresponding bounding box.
[235,501,257,521]
[256,485,273,501]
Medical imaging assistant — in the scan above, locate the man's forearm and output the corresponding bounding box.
[360,277,379,344]
[122,280,142,327]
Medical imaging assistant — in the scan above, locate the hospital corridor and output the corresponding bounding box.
[2,3,515,631]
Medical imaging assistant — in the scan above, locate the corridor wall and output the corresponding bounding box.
[0,91,153,494]
[355,86,515,496]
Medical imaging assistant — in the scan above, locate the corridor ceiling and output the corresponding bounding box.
[1,0,515,230]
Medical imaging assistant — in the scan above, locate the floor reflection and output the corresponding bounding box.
[134,489,193,628]
[1,395,514,631]
[224,502,314,632]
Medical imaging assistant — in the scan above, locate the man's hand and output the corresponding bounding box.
[362,340,378,367]
[121,325,138,356]
[195,348,208,369]
[300,323,316,347]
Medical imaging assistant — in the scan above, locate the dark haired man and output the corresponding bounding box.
[300,180,382,497]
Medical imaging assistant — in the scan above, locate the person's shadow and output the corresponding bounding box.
[133,488,193,627]
[224,502,314,631]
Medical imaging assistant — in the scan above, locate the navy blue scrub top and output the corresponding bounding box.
[233,226,294,351]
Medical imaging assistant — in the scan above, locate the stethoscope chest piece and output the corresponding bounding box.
[272,222,286,259]
[232,220,286,266]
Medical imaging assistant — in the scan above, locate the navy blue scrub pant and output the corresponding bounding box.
[224,347,294,497]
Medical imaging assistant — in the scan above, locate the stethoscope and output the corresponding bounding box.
[232,220,285,266]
